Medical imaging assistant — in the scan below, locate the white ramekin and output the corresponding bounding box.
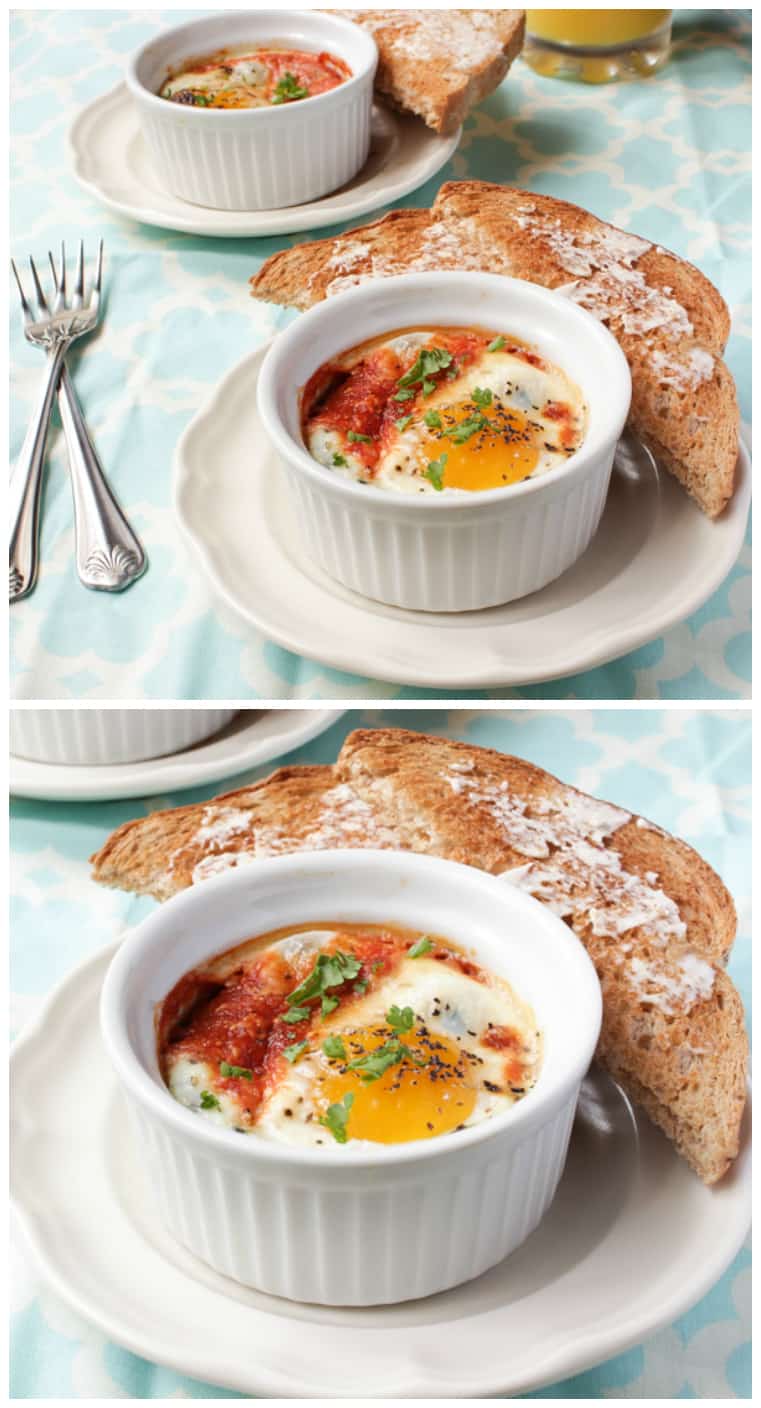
[100,849,602,1306]
[257,272,632,611]
[10,708,236,766]
[126,11,377,211]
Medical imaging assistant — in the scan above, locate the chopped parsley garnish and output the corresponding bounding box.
[322,1035,347,1061]
[444,412,488,444]
[371,960,384,974]
[353,979,368,995]
[272,71,309,104]
[283,1040,309,1064]
[348,430,373,444]
[319,1091,354,1143]
[281,1005,312,1024]
[408,935,434,958]
[424,453,447,491]
[386,1004,414,1035]
[347,1037,428,1083]
[219,1061,253,1080]
[487,335,506,352]
[284,950,361,1023]
[472,386,493,408]
[397,346,453,394]
[332,452,348,467]
[393,387,415,403]
[200,1090,220,1110]
[424,410,442,430]
[395,414,414,432]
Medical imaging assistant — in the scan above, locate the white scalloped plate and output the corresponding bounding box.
[9,709,343,802]
[69,83,460,238]
[10,947,751,1399]
[174,343,751,690]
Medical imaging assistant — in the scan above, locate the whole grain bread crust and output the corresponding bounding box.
[250,181,738,517]
[90,728,747,1183]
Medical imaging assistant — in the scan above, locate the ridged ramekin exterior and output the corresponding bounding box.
[137,84,372,211]
[285,454,612,612]
[100,851,603,1307]
[127,1092,576,1305]
[256,272,632,612]
[127,13,377,211]
[10,709,236,766]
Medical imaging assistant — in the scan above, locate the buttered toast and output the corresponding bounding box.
[91,728,747,1184]
[251,181,739,518]
[91,765,398,900]
[330,10,525,134]
[338,729,746,1185]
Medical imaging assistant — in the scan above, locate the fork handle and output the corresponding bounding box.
[56,364,147,592]
[9,342,67,603]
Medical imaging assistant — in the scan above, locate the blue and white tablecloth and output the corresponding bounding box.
[9,10,751,700]
[10,708,750,1397]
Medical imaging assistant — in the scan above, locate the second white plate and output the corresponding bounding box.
[9,708,343,802]
[175,344,751,690]
[10,946,751,1398]
[69,83,460,238]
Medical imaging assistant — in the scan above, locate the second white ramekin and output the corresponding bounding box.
[126,12,377,211]
[257,272,632,611]
[100,849,602,1306]
[10,708,236,766]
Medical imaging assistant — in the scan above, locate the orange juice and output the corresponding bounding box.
[523,9,672,82]
[526,11,671,47]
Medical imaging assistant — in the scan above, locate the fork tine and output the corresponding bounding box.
[93,238,104,296]
[28,255,49,315]
[74,238,85,305]
[48,248,64,314]
[10,259,33,322]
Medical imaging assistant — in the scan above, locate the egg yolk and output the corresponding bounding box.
[320,1025,477,1143]
[423,401,539,492]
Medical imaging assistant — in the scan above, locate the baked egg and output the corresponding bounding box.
[159,45,351,109]
[159,923,541,1148]
[301,327,587,495]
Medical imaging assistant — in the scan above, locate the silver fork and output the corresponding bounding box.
[10,241,146,603]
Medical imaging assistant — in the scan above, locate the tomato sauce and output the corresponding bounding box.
[158,925,429,1119]
[161,46,351,110]
[481,1023,533,1089]
[299,325,569,483]
[301,328,496,473]
[157,922,501,1120]
[263,49,351,96]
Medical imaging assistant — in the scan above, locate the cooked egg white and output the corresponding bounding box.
[166,932,541,1148]
[257,957,539,1147]
[161,55,271,106]
[307,331,587,496]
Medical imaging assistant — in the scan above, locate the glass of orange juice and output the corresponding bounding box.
[524,10,672,83]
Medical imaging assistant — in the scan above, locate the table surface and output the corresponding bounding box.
[9,9,751,701]
[10,707,750,1398]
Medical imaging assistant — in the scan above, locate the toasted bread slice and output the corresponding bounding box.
[91,730,747,1182]
[330,10,525,135]
[251,181,738,518]
[91,765,403,901]
[337,729,746,1183]
[251,208,433,311]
